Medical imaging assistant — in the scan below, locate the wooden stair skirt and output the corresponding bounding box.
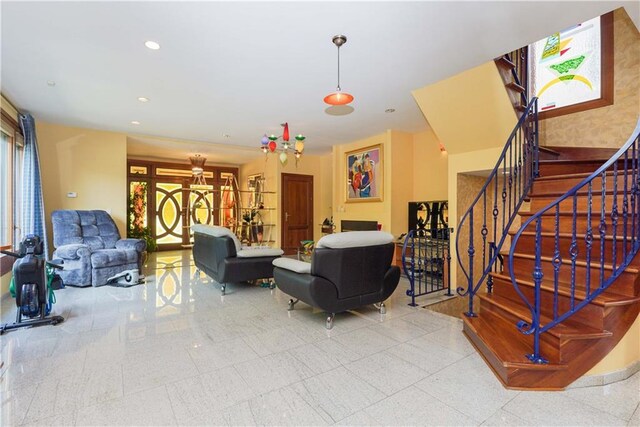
[463,153,640,390]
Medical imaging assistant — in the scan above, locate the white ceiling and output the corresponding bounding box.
[2,1,638,164]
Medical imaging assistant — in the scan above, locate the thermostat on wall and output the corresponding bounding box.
[66,192,77,198]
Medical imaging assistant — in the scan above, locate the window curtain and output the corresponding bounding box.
[19,113,48,258]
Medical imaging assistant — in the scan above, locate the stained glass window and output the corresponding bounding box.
[530,16,602,113]
[155,182,184,245]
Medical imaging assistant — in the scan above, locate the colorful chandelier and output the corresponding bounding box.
[260,122,306,166]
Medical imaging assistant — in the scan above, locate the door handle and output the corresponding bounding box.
[285,212,290,222]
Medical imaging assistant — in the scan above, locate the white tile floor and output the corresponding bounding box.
[1,250,638,426]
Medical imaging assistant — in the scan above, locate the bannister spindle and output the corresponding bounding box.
[600,171,607,288]
[612,160,619,271]
[508,119,640,367]
[508,143,513,218]
[553,205,561,320]
[586,182,593,296]
[529,218,547,364]
[466,206,476,317]
[502,157,507,233]
[633,142,638,249]
[623,152,629,262]
[482,192,488,273]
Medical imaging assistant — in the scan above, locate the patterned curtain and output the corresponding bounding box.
[19,113,48,258]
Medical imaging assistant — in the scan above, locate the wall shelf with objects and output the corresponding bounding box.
[180,172,277,248]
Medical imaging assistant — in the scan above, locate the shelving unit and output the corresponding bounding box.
[182,173,277,248]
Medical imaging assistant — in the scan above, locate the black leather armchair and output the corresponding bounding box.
[191,224,283,294]
[273,231,400,329]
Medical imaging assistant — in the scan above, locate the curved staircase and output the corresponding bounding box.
[463,149,640,390]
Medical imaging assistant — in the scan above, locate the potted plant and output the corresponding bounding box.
[128,182,157,260]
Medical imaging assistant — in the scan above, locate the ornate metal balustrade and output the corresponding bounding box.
[402,228,453,306]
[456,97,539,316]
[509,119,640,363]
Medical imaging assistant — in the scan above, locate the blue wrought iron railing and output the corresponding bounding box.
[509,119,640,363]
[456,97,539,316]
[402,228,453,306]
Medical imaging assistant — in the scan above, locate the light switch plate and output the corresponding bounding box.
[66,192,77,198]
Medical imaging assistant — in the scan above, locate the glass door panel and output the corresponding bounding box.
[155,182,184,246]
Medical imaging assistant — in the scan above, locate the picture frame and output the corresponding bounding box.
[345,144,383,202]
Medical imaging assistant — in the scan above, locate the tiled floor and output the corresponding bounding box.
[1,250,638,426]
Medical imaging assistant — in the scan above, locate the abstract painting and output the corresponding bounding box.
[346,144,382,202]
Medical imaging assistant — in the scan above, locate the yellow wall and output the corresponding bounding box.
[390,130,414,236]
[239,153,333,247]
[540,8,640,148]
[332,132,391,233]
[412,128,448,201]
[587,315,640,376]
[36,122,127,254]
[447,147,504,289]
[412,61,517,155]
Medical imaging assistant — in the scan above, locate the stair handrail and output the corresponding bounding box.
[456,97,539,316]
[509,118,640,364]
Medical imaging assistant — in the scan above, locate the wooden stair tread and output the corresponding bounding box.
[464,315,568,370]
[495,56,516,70]
[538,146,562,157]
[535,170,632,182]
[519,209,625,217]
[506,251,640,275]
[540,158,611,165]
[489,272,637,306]
[506,81,526,93]
[510,229,628,242]
[479,293,611,340]
[529,188,630,198]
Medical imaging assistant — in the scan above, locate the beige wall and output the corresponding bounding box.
[540,8,640,148]
[332,132,391,233]
[239,153,333,247]
[447,147,504,290]
[332,128,450,237]
[390,130,414,236]
[412,61,517,155]
[412,128,448,201]
[36,122,127,254]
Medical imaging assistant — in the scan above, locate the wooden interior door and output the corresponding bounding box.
[281,173,313,255]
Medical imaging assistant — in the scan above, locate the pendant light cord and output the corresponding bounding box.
[336,46,341,92]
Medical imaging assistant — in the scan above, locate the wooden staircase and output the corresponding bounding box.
[463,150,640,390]
[495,52,528,118]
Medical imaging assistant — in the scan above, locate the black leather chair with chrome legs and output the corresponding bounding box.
[191,224,283,295]
[272,231,400,329]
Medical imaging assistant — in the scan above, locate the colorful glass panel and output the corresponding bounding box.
[155,182,183,245]
[530,16,602,113]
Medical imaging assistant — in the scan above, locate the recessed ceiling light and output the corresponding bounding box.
[222,133,231,138]
[47,80,56,87]
[385,108,396,113]
[137,97,149,103]
[131,121,140,125]
[144,40,160,50]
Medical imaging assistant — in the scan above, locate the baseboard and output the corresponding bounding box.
[568,360,640,388]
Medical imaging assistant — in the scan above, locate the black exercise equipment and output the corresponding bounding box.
[1,234,65,334]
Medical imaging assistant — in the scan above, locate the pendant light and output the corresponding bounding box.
[324,35,354,106]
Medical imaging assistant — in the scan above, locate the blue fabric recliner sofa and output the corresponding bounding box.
[51,210,146,287]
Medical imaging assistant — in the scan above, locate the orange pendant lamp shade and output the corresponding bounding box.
[324,35,354,106]
[324,91,354,106]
